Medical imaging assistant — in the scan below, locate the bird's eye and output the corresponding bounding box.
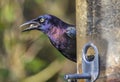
[40,18,45,23]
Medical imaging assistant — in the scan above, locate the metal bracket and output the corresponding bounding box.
[64,42,99,82]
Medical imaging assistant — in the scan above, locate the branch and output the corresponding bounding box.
[21,59,65,82]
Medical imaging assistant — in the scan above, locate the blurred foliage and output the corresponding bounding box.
[25,58,47,75]
[0,0,76,82]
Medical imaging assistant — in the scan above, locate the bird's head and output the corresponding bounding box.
[20,14,62,33]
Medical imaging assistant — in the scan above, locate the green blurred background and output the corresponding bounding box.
[0,0,76,82]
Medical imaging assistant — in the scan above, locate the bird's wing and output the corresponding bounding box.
[65,26,76,39]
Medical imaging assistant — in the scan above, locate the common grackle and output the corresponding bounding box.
[20,14,76,62]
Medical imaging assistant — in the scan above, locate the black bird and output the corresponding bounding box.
[20,14,76,62]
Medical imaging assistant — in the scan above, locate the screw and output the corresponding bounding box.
[64,73,91,80]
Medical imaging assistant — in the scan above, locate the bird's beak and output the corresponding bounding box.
[19,20,40,32]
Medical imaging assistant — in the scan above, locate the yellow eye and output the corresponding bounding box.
[40,18,45,23]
